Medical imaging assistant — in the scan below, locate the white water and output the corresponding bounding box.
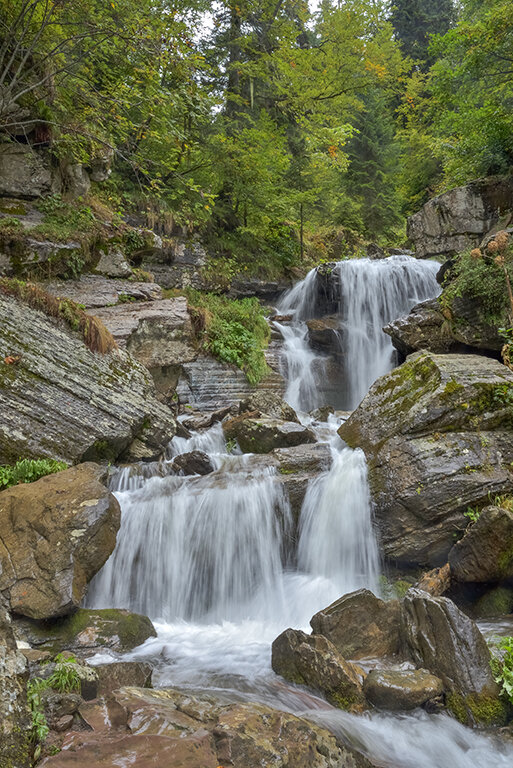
[278,254,440,410]
[86,255,513,767]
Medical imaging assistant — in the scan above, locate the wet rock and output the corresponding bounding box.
[43,275,162,308]
[407,176,513,259]
[401,589,503,723]
[307,315,341,355]
[339,352,513,566]
[94,661,153,696]
[449,506,513,583]
[0,142,52,199]
[384,299,454,356]
[0,609,31,768]
[180,405,232,431]
[239,391,299,422]
[169,450,214,475]
[223,413,315,454]
[271,628,366,712]
[94,246,132,278]
[14,608,156,656]
[310,590,402,660]
[0,294,176,464]
[472,585,513,618]
[39,686,373,768]
[229,275,293,301]
[0,464,120,619]
[363,668,444,712]
[41,690,83,727]
[415,564,451,596]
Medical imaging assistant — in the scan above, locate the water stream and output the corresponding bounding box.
[87,255,513,767]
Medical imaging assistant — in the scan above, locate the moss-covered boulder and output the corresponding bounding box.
[339,352,513,566]
[14,608,156,656]
[223,412,315,454]
[271,628,366,712]
[449,506,513,583]
[0,294,176,464]
[0,463,120,619]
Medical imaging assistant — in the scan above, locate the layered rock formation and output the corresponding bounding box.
[339,352,513,566]
[0,295,176,463]
[407,176,513,259]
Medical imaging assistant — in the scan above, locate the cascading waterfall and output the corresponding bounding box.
[85,256,513,767]
[278,254,441,410]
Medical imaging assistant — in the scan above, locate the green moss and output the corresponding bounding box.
[81,439,118,463]
[447,690,509,726]
[441,379,465,399]
[474,586,513,618]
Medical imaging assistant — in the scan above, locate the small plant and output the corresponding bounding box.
[27,678,50,750]
[464,506,481,524]
[0,215,23,232]
[46,653,82,693]
[0,458,67,490]
[490,636,513,704]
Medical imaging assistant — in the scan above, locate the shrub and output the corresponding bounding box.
[490,636,513,704]
[0,278,117,354]
[186,290,270,385]
[35,194,97,243]
[0,458,67,490]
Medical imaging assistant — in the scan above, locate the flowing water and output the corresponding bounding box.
[277,254,441,410]
[87,255,513,767]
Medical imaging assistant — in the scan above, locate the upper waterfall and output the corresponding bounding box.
[277,254,440,411]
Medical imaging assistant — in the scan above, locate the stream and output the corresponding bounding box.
[87,255,513,767]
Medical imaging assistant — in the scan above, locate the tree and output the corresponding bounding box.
[390,0,456,68]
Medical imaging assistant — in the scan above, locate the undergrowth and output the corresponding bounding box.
[490,636,513,705]
[34,194,98,242]
[186,290,270,384]
[0,278,117,354]
[0,458,67,490]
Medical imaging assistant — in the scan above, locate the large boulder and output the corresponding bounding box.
[401,589,505,724]
[449,506,513,583]
[0,295,176,463]
[223,413,315,454]
[0,142,52,199]
[271,628,366,712]
[39,687,374,768]
[0,610,31,768]
[407,176,513,259]
[384,299,455,357]
[43,276,162,308]
[362,668,444,712]
[14,608,156,656]
[239,391,299,422]
[339,352,513,566]
[0,464,120,619]
[310,590,402,660]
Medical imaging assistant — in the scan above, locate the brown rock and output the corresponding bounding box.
[415,564,451,596]
[310,590,402,660]
[363,668,445,711]
[271,628,366,712]
[0,463,120,619]
[94,661,153,696]
[169,450,214,475]
[449,506,513,582]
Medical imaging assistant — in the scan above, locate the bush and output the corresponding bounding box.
[491,636,513,704]
[0,458,67,490]
[186,290,270,385]
[35,194,97,242]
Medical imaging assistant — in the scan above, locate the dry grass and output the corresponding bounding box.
[0,278,117,355]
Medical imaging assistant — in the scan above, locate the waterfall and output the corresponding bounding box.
[278,254,440,411]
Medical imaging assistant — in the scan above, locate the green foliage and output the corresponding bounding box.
[27,680,49,745]
[440,251,512,325]
[35,195,97,243]
[490,636,513,704]
[0,216,23,233]
[27,654,82,751]
[187,290,270,384]
[390,0,456,67]
[0,458,67,490]
[464,506,481,524]
[46,653,82,694]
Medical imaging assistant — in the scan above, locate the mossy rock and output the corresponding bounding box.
[447,690,510,727]
[15,608,157,655]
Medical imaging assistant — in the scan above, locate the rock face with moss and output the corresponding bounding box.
[14,608,156,656]
[339,352,513,566]
[0,464,120,619]
[38,686,374,768]
[449,506,513,582]
[271,629,367,712]
[0,294,176,463]
[0,609,31,768]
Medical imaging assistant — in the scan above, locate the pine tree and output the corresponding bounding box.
[390,0,456,68]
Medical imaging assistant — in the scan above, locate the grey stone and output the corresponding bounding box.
[0,295,176,464]
[43,275,162,308]
[0,142,52,199]
[223,414,315,454]
[95,246,132,278]
[0,609,31,768]
[449,506,513,582]
[339,352,513,566]
[61,162,90,199]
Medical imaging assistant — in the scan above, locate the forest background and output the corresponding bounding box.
[1,0,512,278]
